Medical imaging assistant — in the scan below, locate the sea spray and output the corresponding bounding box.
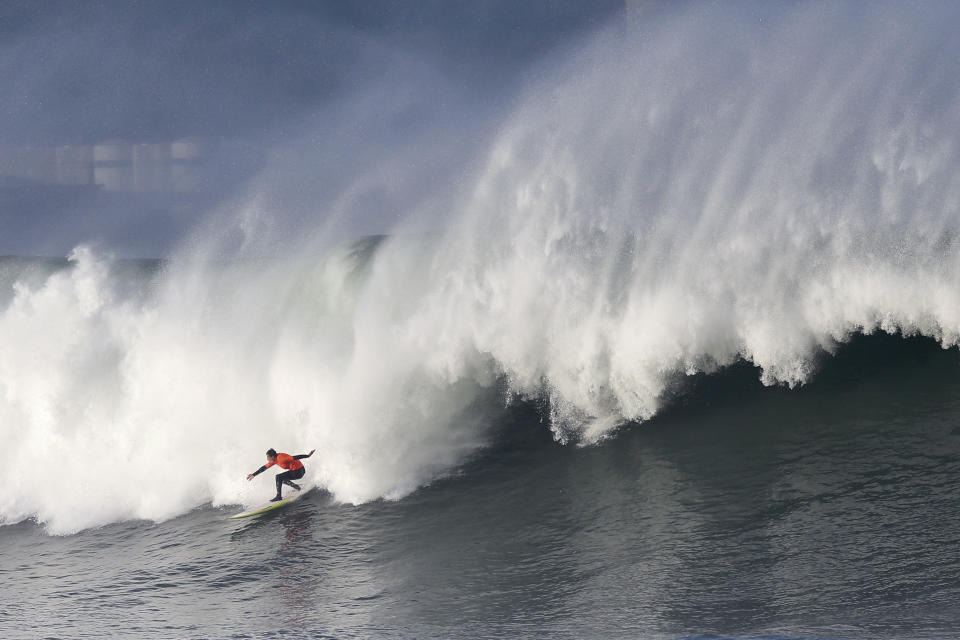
[0,240,498,534]
[3,2,960,533]
[392,1,960,437]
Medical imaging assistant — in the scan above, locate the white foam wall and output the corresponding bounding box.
[2,2,960,533]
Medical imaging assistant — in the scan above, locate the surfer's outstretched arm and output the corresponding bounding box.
[293,449,316,460]
[247,448,282,480]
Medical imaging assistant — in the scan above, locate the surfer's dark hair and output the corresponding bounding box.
[266,448,277,458]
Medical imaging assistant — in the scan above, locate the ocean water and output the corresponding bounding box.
[2,334,959,639]
[4,2,960,638]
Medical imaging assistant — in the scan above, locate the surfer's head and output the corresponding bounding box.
[266,448,277,462]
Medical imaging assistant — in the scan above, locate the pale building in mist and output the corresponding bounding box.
[0,138,215,193]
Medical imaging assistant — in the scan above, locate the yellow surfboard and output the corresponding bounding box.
[228,488,307,519]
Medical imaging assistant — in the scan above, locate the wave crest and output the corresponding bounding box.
[4,2,960,532]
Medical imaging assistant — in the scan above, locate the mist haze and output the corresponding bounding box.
[0,0,622,256]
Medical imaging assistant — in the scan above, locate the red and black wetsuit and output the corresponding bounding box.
[251,453,309,498]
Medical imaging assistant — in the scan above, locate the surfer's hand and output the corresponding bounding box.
[246,474,254,480]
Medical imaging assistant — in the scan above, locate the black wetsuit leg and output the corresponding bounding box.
[275,467,306,496]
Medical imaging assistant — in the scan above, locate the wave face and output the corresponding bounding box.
[3,2,960,533]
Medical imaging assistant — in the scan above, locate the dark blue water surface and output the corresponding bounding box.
[2,334,960,639]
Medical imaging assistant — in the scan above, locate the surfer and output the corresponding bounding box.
[247,448,316,502]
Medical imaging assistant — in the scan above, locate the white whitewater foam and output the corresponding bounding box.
[2,2,960,533]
